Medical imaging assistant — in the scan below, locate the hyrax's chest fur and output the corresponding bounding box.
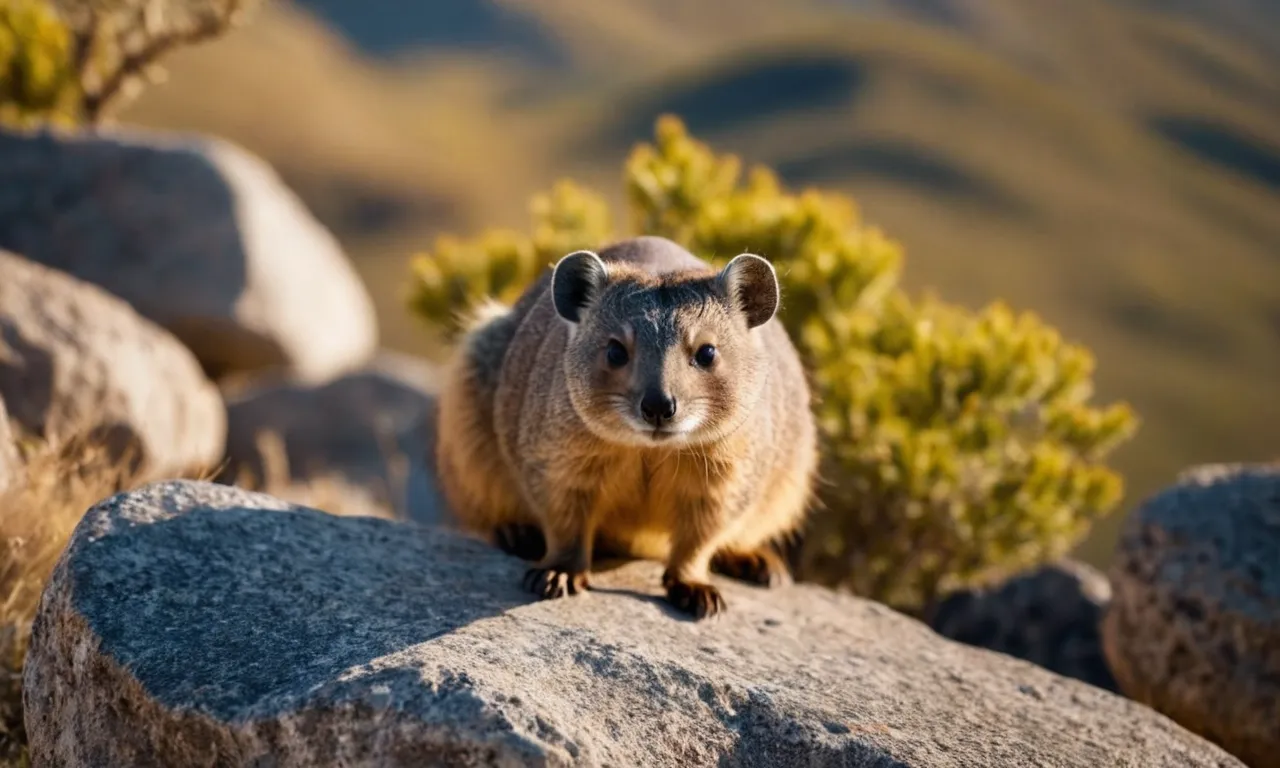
[435,236,818,618]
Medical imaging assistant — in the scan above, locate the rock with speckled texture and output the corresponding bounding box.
[0,251,225,480]
[0,125,377,382]
[1102,462,1280,768]
[925,559,1118,693]
[25,480,1244,768]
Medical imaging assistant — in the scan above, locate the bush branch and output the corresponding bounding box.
[79,0,246,123]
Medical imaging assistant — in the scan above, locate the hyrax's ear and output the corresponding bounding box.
[717,253,780,329]
[552,250,609,323]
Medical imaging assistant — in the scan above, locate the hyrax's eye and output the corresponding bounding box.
[605,339,629,368]
[694,344,717,368]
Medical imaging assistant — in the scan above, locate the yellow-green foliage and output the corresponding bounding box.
[799,292,1136,606]
[408,115,1138,609]
[0,0,79,127]
[1,0,259,129]
[408,180,613,333]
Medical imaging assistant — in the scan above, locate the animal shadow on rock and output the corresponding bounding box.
[488,523,786,624]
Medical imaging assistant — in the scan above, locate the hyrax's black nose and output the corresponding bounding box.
[639,389,677,426]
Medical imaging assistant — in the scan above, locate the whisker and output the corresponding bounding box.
[703,447,729,482]
[651,449,676,472]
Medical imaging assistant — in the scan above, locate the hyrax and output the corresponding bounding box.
[435,235,818,618]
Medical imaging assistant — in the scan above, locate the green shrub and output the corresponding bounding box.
[408,115,1138,610]
[408,179,613,335]
[0,0,79,127]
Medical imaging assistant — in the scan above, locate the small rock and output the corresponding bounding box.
[218,351,444,525]
[23,480,1242,767]
[1102,462,1280,768]
[0,124,378,382]
[0,251,225,480]
[925,559,1118,692]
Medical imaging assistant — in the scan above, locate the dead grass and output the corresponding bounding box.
[0,434,142,764]
[230,430,402,523]
[0,427,396,765]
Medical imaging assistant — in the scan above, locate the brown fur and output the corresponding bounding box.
[435,236,818,618]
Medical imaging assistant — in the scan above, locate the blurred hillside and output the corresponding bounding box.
[116,0,1280,566]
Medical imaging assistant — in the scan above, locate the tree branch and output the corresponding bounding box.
[81,0,245,124]
[70,8,99,113]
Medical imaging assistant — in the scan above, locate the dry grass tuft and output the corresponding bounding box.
[230,430,400,522]
[0,432,144,764]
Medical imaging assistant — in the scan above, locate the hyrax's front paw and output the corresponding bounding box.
[662,570,726,619]
[711,547,791,588]
[522,566,590,599]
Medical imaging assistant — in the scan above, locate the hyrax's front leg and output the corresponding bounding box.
[662,496,731,619]
[523,485,598,600]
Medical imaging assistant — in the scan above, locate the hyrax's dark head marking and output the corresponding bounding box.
[551,248,780,447]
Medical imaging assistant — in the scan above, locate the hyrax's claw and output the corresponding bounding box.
[522,566,589,599]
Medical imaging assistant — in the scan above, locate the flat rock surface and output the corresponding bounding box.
[0,250,225,479]
[1103,462,1280,768]
[25,481,1243,768]
[0,125,377,382]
